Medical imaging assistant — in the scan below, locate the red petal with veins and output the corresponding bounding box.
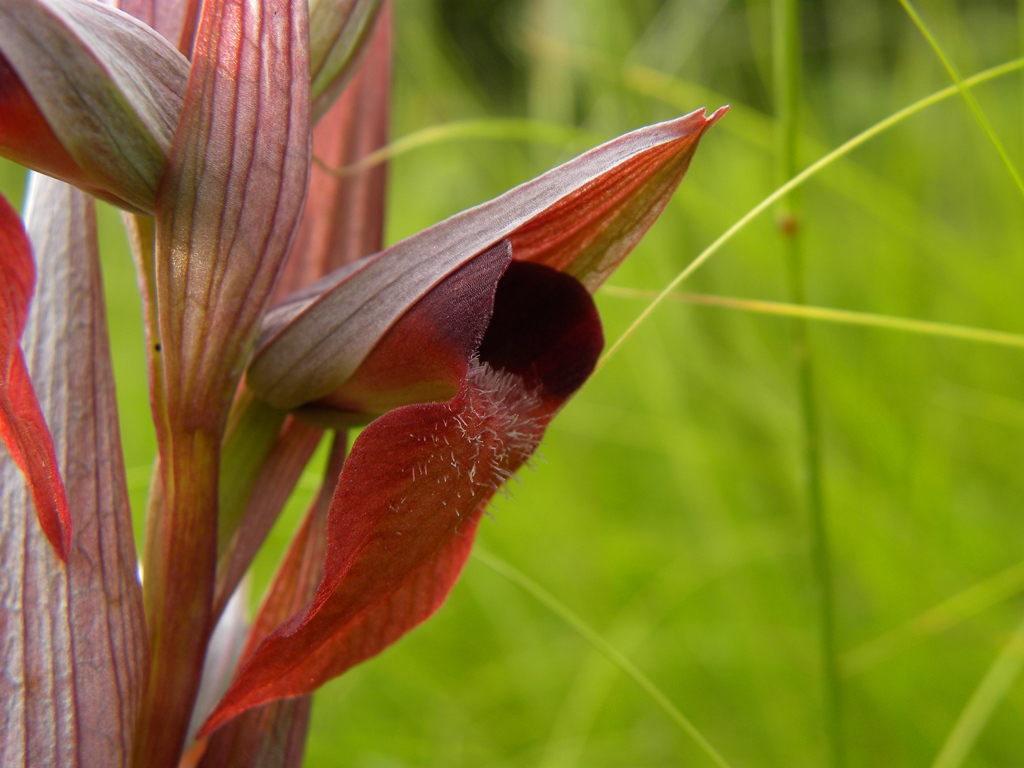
[507,120,717,290]
[0,193,70,560]
[202,250,603,734]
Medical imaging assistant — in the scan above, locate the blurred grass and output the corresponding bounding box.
[4,0,1024,765]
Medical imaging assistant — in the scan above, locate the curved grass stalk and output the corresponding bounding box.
[842,558,1024,676]
[313,118,595,176]
[470,547,734,768]
[596,55,1024,371]
[898,0,1024,200]
[930,610,1024,768]
[598,288,1024,351]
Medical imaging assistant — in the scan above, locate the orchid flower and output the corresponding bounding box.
[0,0,724,764]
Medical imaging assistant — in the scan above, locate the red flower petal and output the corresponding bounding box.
[0,192,70,560]
[506,110,725,290]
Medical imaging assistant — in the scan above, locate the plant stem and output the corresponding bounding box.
[134,428,219,768]
[121,214,220,767]
[772,1,844,766]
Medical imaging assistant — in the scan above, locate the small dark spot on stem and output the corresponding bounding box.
[154,343,162,352]
[777,212,801,238]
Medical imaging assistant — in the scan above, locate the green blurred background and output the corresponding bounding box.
[4,0,1024,765]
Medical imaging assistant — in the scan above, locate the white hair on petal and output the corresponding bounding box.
[456,358,546,496]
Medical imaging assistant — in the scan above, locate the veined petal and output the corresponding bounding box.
[0,191,70,560]
[0,174,146,767]
[0,0,188,212]
[248,107,726,412]
[155,0,311,432]
[203,251,603,733]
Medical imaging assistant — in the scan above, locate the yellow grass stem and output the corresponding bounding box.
[598,288,1024,351]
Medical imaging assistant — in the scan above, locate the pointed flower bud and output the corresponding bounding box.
[0,0,188,212]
